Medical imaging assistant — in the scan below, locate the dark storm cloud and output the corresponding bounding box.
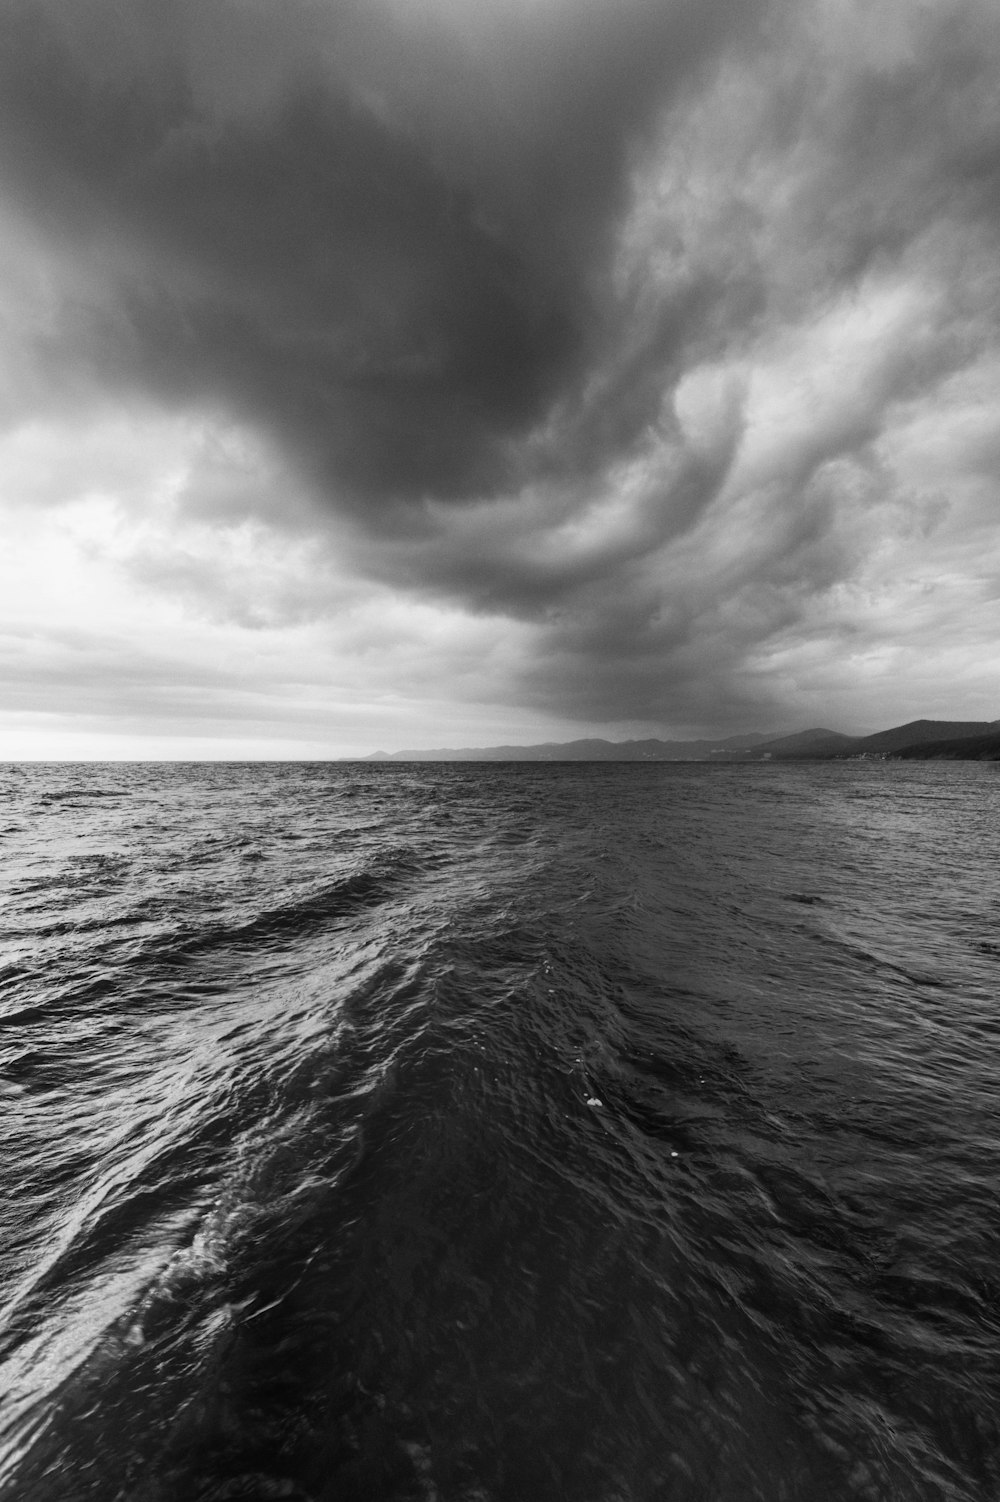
[4,0,1000,739]
[0,0,761,512]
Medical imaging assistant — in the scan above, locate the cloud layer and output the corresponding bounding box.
[2,0,1000,750]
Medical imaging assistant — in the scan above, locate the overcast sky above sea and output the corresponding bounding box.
[1,0,999,757]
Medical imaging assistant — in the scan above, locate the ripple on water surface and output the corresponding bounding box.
[1,760,999,1500]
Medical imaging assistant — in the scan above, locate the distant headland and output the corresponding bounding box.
[359,719,1000,763]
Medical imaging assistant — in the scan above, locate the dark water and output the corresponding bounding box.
[1,761,999,1502]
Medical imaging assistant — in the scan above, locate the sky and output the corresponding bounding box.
[1,0,999,758]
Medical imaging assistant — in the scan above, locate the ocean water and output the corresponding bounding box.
[1,760,999,1502]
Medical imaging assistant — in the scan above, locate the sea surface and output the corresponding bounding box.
[1,760,999,1502]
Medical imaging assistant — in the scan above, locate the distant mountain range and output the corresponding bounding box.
[752,720,1000,760]
[362,719,1000,762]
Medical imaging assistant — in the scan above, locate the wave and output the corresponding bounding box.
[4,763,1000,1501]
